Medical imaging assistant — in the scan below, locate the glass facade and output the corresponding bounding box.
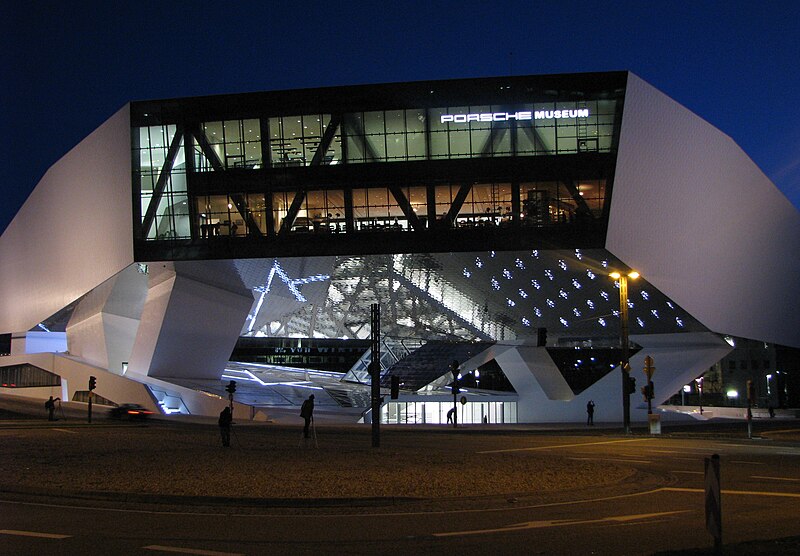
[196,119,262,170]
[381,400,517,424]
[131,75,623,245]
[0,363,61,388]
[135,125,189,240]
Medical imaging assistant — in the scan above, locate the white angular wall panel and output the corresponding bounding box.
[66,265,147,373]
[0,105,134,333]
[128,261,253,380]
[610,74,800,348]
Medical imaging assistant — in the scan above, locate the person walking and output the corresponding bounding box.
[218,406,233,447]
[45,396,60,421]
[300,394,315,438]
[586,400,595,426]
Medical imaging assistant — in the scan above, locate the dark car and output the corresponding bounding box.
[109,403,154,420]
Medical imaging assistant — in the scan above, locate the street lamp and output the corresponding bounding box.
[610,270,639,433]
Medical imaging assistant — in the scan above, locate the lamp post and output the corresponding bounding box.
[610,270,639,434]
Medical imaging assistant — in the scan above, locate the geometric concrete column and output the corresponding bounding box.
[494,344,578,423]
[65,264,148,374]
[126,260,254,380]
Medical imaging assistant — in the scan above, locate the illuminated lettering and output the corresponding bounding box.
[534,108,590,119]
[441,109,587,124]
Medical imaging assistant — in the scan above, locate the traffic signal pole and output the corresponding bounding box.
[88,375,96,423]
[370,303,381,448]
[225,380,237,413]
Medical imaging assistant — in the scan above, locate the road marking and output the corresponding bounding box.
[53,428,77,434]
[761,428,800,435]
[751,476,800,482]
[568,457,652,464]
[479,438,656,454]
[433,510,690,537]
[646,449,680,454]
[142,546,243,556]
[662,487,800,498]
[730,460,764,465]
[0,529,71,539]
[671,470,703,475]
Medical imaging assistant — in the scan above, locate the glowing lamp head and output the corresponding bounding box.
[609,271,639,280]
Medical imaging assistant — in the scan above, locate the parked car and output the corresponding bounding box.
[109,403,154,420]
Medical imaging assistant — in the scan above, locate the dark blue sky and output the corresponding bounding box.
[3,0,799,233]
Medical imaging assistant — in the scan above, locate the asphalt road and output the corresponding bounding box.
[2,404,800,555]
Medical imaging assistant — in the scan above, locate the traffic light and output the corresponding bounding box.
[641,382,654,401]
[537,327,548,347]
[625,375,636,395]
[225,380,237,394]
[390,375,399,399]
[88,376,96,391]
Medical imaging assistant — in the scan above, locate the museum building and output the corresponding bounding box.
[1,71,798,423]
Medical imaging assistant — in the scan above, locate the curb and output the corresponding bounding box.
[0,486,422,509]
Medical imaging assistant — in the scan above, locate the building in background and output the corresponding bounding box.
[1,71,798,422]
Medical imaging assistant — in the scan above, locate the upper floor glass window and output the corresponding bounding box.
[268,114,341,167]
[196,119,261,171]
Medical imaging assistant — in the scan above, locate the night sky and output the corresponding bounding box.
[4,0,799,234]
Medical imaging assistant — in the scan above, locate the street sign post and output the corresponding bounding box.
[705,454,722,554]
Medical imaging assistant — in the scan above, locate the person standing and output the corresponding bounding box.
[218,406,233,447]
[45,396,60,421]
[586,400,595,426]
[300,394,315,438]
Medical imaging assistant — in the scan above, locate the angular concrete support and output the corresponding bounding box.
[66,265,148,374]
[127,261,253,380]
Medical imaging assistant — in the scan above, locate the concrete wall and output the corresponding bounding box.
[0,105,134,333]
[0,352,255,418]
[609,73,800,348]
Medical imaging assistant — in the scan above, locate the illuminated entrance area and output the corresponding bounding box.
[381,400,517,424]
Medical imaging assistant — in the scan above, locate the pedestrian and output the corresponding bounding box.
[769,405,775,418]
[300,394,315,438]
[586,400,595,425]
[446,407,455,424]
[44,396,60,421]
[218,406,232,447]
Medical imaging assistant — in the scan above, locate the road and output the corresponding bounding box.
[2,420,800,555]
